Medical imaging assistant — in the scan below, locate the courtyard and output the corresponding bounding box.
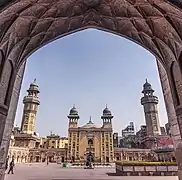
[4,163,179,180]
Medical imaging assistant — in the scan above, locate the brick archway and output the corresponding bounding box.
[1,0,182,179]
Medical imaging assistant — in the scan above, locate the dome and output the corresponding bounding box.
[30,79,38,86]
[142,79,154,92]
[28,79,39,93]
[103,106,112,115]
[69,106,78,115]
[81,117,97,128]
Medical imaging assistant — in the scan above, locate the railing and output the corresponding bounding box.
[115,161,178,176]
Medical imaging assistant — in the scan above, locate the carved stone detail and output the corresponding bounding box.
[0,0,181,70]
[0,147,5,164]
[0,60,12,105]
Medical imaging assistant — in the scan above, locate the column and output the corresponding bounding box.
[156,60,181,145]
[0,62,26,180]
[175,106,182,180]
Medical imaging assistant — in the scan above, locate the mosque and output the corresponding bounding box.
[68,105,114,163]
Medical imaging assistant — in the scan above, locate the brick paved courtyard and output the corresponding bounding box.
[4,164,179,180]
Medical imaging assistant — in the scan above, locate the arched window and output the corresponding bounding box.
[88,139,93,145]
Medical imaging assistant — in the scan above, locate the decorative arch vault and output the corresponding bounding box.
[0,0,182,69]
[1,0,182,179]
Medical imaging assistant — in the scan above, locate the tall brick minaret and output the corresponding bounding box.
[20,79,40,134]
[141,79,161,136]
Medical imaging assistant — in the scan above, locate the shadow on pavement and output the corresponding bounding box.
[106,173,120,176]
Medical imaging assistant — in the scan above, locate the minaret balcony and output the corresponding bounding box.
[141,96,158,105]
[23,97,40,105]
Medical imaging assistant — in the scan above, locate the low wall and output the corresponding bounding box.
[115,162,178,176]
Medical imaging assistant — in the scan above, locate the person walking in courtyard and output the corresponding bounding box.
[8,158,15,174]
[5,156,9,171]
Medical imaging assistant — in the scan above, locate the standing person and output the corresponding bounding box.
[5,156,9,171]
[8,158,15,174]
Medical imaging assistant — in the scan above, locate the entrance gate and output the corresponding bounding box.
[1,0,182,179]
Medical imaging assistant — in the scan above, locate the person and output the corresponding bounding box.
[8,159,15,174]
[5,156,9,171]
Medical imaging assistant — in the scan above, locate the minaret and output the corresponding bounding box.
[20,79,40,134]
[101,105,113,128]
[68,105,79,128]
[141,79,161,136]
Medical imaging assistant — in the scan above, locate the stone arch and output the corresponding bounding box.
[0,0,181,70]
[0,0,182,179]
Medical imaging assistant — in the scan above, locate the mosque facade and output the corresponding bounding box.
[68,106,114,163]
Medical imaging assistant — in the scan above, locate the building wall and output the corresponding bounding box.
[8,146,29,163]
[68,129,113,163]
[40,136,68,149]
[59,138,68,148]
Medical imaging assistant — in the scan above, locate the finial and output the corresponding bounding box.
[73,104,75,108]
[33,78,36,83]
[146,78,148,83]
[89,116,92,123]
[106,104,107,108]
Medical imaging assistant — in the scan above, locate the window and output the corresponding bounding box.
[106,135,108,141]
[24,125,28,130]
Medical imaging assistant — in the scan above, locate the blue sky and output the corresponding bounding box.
[14,29,168,137]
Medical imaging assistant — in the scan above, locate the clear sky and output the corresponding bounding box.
[14,29,168,137]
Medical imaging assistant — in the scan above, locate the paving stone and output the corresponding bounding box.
[4,164,178,180]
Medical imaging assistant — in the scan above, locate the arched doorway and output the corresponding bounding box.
[0,0,182,179]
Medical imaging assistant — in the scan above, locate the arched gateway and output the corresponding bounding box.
[0,0,182,179]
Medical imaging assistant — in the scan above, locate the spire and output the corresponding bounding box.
[33,78,36,83]
[73,104,75,108]
[89,116,92,123]
[146,78,148,83]
[106,104,107,108]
